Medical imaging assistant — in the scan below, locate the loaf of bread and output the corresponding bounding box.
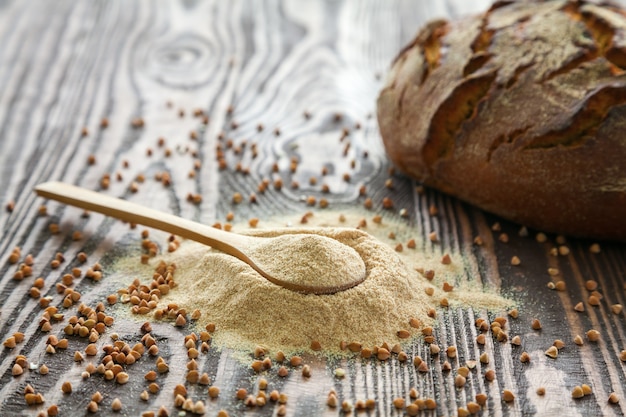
[377,0,626,241]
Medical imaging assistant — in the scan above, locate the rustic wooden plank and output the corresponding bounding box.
[0,1,625,417]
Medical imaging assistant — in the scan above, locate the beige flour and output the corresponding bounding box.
[145,210,512,354]
[247,233,366,292]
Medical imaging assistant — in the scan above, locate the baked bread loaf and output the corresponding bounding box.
[377,0,626,241]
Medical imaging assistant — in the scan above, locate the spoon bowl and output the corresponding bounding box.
[34,182,366,294]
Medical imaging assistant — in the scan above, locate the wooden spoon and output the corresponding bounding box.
[35,182,366,295]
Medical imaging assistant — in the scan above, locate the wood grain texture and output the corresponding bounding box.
[0,1,624,416]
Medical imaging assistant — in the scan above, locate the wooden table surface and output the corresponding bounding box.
[1,1,625,416]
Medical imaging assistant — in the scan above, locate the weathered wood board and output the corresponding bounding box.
[0,1,625,416]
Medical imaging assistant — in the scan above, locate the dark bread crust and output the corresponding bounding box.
[377,0,626,241]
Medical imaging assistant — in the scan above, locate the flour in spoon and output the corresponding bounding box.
[248,233,365,291]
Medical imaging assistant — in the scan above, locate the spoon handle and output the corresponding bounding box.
[34,181,252,255]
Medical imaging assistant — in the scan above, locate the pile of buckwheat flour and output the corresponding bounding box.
[154,211,511,354]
